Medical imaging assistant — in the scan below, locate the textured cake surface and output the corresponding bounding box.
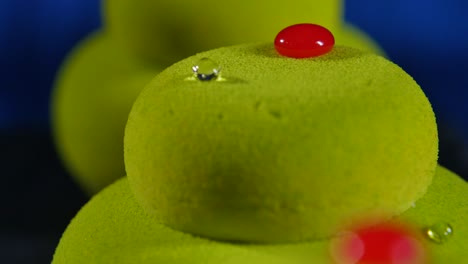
[124,43,438,242]
[52,166,468,263]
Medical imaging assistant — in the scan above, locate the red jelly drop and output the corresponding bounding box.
[274,23,335,58]
[335,222,427,264]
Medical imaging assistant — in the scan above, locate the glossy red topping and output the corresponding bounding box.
[274,23,335,58]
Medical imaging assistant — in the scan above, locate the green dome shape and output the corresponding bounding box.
[52,33,161,194]
[104,0,382,66]
[52,165,468,263]
[124,44,438,242]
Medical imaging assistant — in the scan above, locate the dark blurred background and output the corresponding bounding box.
[0,0,466,263]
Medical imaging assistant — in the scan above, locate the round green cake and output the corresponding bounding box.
[124,43,437,242]
[52,165,468,263]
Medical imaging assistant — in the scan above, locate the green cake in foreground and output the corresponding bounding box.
[52,166,467,263]
[125,44,437,242]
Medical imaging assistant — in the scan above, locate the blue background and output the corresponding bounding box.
[0,0,100,128]
[0,0,466,263]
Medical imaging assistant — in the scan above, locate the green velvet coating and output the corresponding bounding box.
[52,32,161,194]
[400,167,468,262]
[104,0,382,66]
[124,44,438,242]
[52,166,468,263]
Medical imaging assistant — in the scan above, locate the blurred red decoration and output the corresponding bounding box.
[332,221,427,264]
